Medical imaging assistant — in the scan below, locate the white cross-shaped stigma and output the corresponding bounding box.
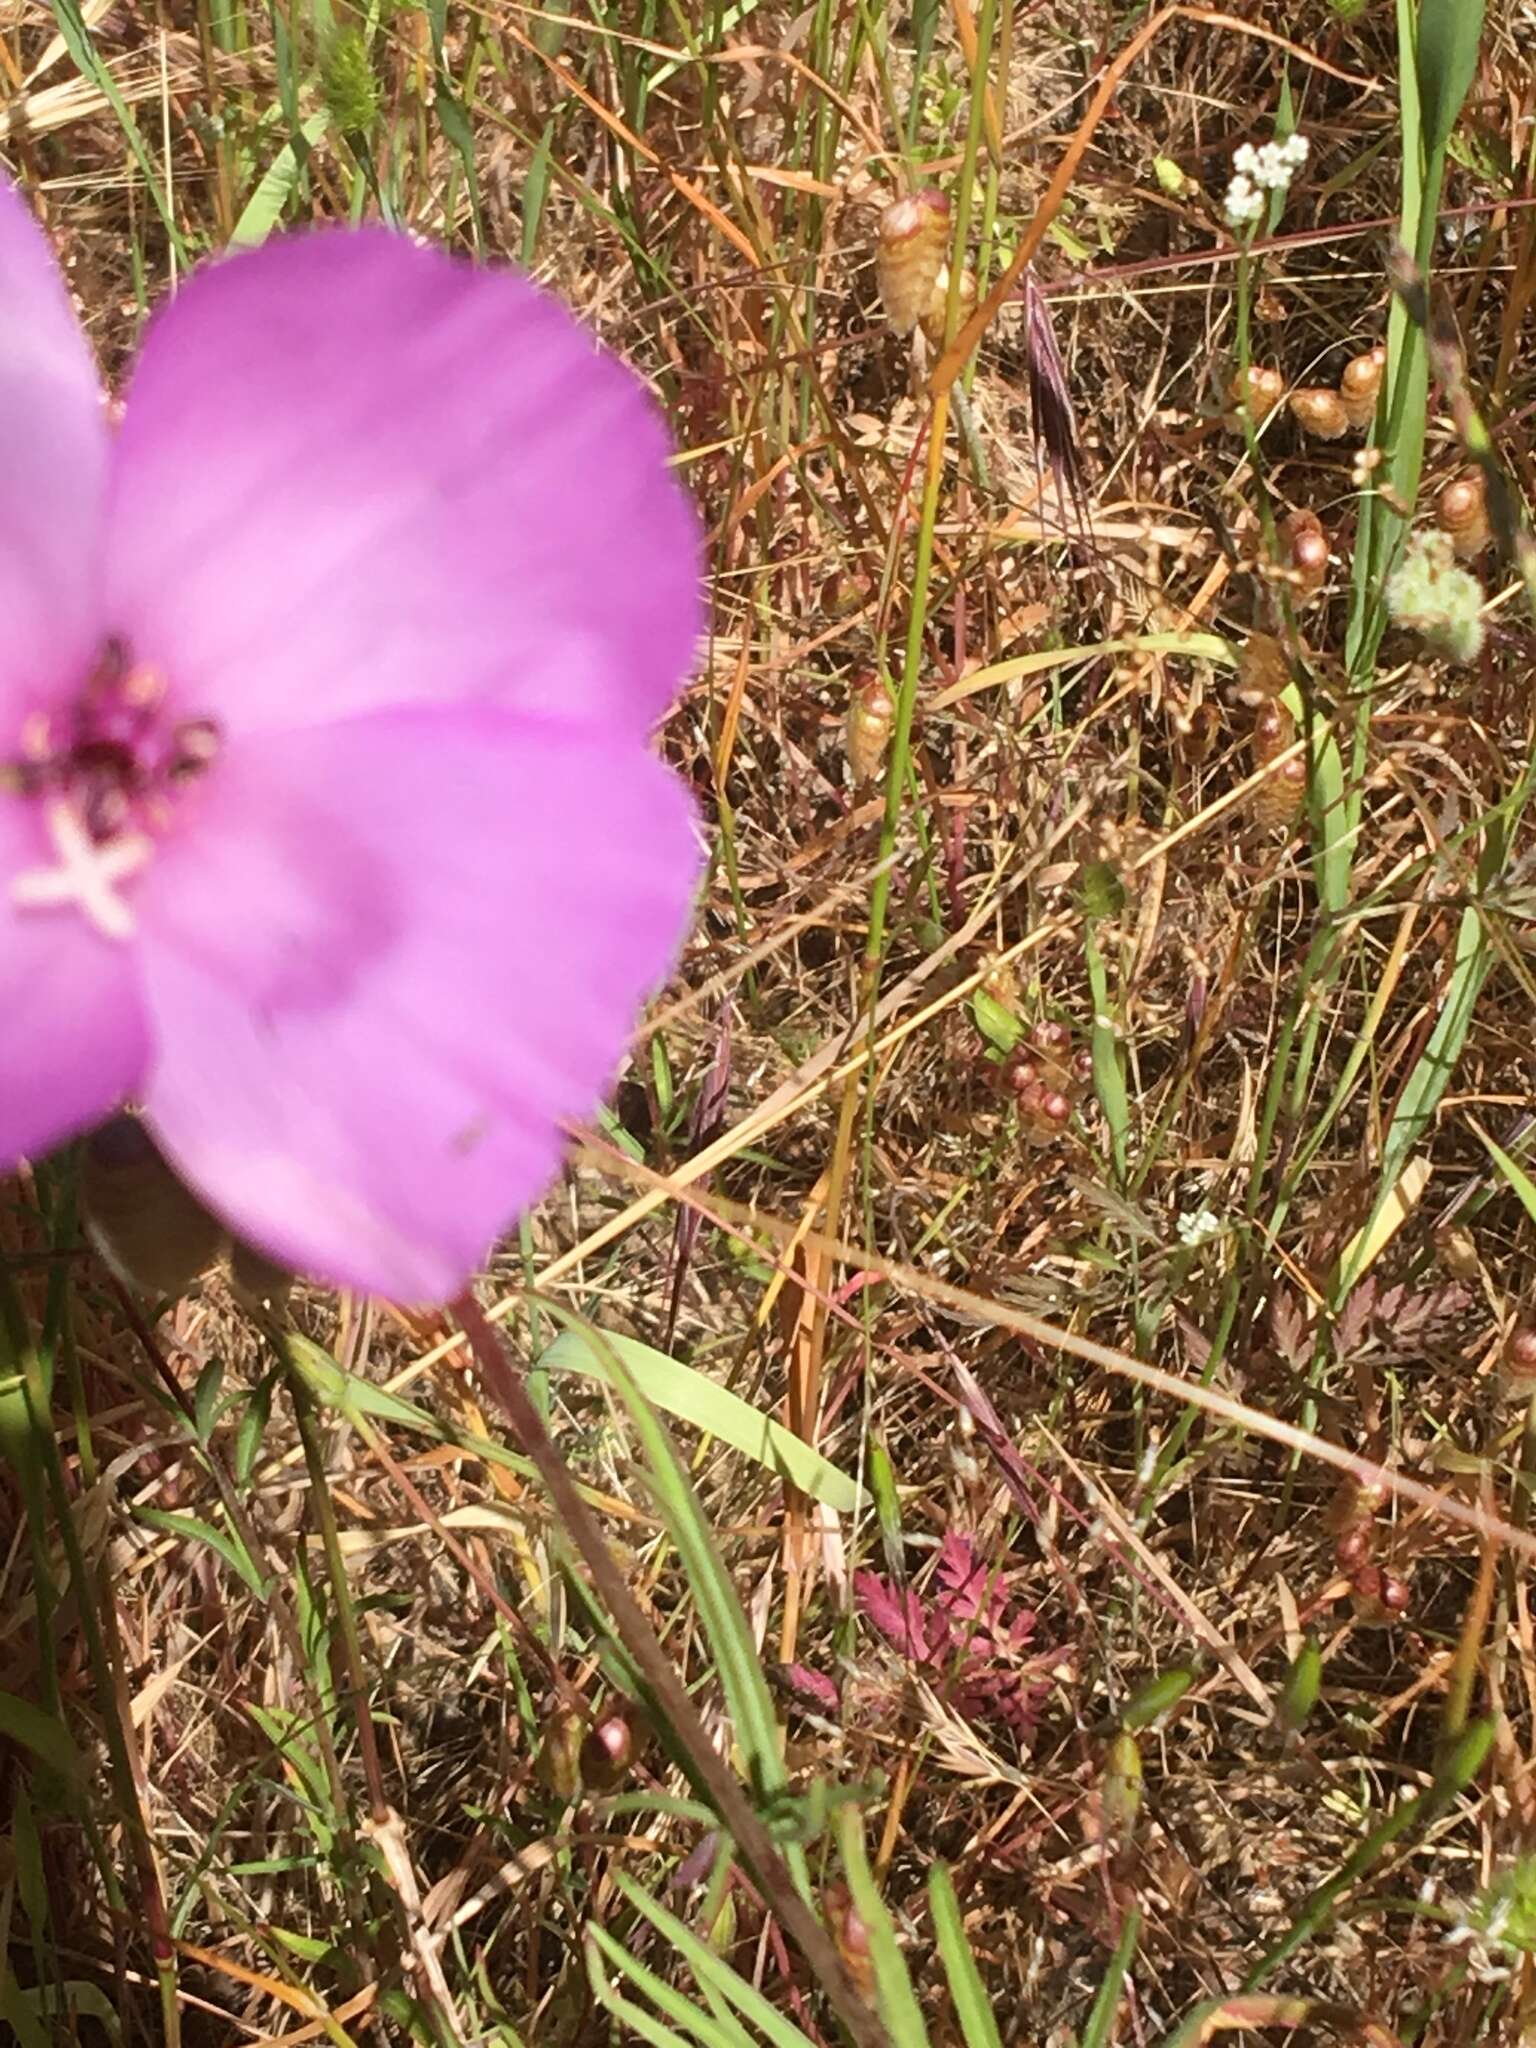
[10,799,151,941]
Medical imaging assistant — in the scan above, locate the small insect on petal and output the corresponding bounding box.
[876,189,950,337]
[1436,469,1490,559]
[1339,343,1386,431]
[1288,386,1350,440]
[845,674,894,785]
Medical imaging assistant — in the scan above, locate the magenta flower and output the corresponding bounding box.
[0,179,702,1302]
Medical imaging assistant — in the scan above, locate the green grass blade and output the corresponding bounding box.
[0,1691,83,1786]
[1473,1123,1536,1228]
[230,112,332,248]
[928,1865,1000,2048]
[837,1807,928,2048]
[568,1321,803,1887]
[136,1508,269,1601]
[538,1326,859,1512]
[1417,0,1486,163]
[1078,1908,1140,2048]
[585,1923,752,2048]
[612,1873,819,2048]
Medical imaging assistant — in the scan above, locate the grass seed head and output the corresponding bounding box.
[1339,343,1386,430]
[1236,630,1290,705]
[1436,469,1490,559]
[1281,508,1330,601]
[919,260,977,349]
[846,674,894,784]
[1289,385,1350,439]
[876,189,950,337]
[1228,363,1284,426]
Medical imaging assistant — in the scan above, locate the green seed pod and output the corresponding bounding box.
[1101,1730,1142,1845]
[535,1706,584,1801]
[81,1116,225,1302]
[1278,1633,1322,1734]
[1121,1665,1196,1731]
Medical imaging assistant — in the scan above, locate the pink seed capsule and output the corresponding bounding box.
[580,1706,640,1791]
[846,674,894,785]
[876,190,950,337]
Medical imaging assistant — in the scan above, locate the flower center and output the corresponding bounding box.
[4,636,221,941]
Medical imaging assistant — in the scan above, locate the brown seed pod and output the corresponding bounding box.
[822,1883,875,2002]
[1228,363,1284,425]
[1436,468,1490,559]
[1505,1326,1536,1390]
[845,674,894,785]
[1280,509,1330,601]
[979,948,1019,1010]
[1031,1018,1073,1063]
[1339,344,1386,431]
[580,1704,646,1792]
[81,1115,225,1301]
[1250,699,1301,830]
[1288,386,1350,440]
[1334,1521,1374,1574]
[1178,699,1223,763]
[1001,1052,1040,1097]
[1235,629,1289,706]
[1017,1080,1073,1145]
[535,1706,584,1801]
[876,189,950,337]
[919,261,977,348]
[1253,751,1307,832]
[1380,1569,1412,1615]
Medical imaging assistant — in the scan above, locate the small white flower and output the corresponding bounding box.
[1223,175,1264,227]
[1177,1206,1224,1249]
[1223,130,1310,228]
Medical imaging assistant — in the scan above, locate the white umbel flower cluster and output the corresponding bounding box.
[1224,131,1310,229]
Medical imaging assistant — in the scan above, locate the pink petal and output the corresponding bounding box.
[134,706,698,1300]
[0,805,149,1164]
[0,176,109,709]
[103,229,701,743]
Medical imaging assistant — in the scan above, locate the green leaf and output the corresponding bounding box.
[556,1324,807,1893]
[611,1874,818,2048]
[137,1508,268,1600]
[585,1924,752,2048]
[836,1807,928,2048]
[1475,1123,1536,1228]
[0,1691,83,1786]
[929,1864,1001,2048]
[1079,1907,1141,2048]
[537,1328,859,1514]
[521,116,555,268]
[1417,0,1485,161]
[971,990,1023,1054]
[230,112,332,248]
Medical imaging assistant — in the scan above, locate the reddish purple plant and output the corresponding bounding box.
[855,1529,1045,1739]
[0,179,702,1302]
